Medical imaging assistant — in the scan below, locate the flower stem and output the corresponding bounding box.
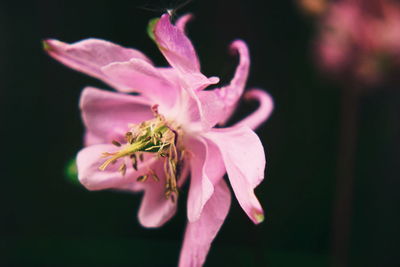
[331,84,360,267]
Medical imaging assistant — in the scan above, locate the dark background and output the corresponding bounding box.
[2,0,400,266]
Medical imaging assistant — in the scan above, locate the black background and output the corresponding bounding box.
[2,0,400,266]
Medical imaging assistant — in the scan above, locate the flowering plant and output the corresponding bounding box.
[44,13,273,266]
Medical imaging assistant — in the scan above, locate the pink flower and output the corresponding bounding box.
[44,13,273,267]
[316,0,400,86]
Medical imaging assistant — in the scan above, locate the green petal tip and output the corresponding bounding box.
[147,18,159,42]
[42,40,51,51]
[254,211,265,224]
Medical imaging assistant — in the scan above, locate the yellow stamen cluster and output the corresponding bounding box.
[99,106,183,202]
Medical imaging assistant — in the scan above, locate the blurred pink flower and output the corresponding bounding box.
[44,13,273,267]
[316,0,400,86]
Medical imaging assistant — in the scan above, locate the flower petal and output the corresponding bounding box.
[78,145,176,228]
[235,89,274,130]
[84,131,106,147]
[76,144,156,191]
[171,88,224,132]
[204,126,265,224]
[80,87,153,145]
[137,160,177,228]
[186,136,226,222]
[175,13,193,32]
[178,179,231,267]
[153,14,218,90]
[154,13,200,73]
[197,90,226,128]
[216,40,250,124]
[44,38,151,90]
[101,59,180,107]
[186,137,214,222]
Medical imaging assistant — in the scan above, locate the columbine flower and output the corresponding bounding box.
[44,13,273,267]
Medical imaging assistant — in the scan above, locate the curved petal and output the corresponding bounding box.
[44,38,152,91]
[101,59,180,107]
[77,144,156,191]
[187,137,214,222]
[80,87,153,144]
[216,40,250,124]
[203,140,226,185]
[137,160,177,228]
[154,13,200,73]
[153,13,218,90]
[204,126,265,224]
[186,136,225,222]
[186,135,226,222]
[176,13,193,32]
[235,89,274,130]
[179,179,231,267]
[197,90,226,128]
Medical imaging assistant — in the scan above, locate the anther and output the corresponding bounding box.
[148,170,160,182]
[118,163,127,176]
[151,174,160,182]
[137,175,148,182]
[168,127,179,146]
[130,154,138,170]
[125,132,134,143]
[112,140,121,147]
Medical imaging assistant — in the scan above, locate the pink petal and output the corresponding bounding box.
[76,144,156,191]
[235,89,274,130]
[154,13,200,73]
[157,67,182,86]
[101,59,180,107]
[175,13,193,32]
[179,179,231,267]
[217,40,250,124]
[173,88,224,131]
[137,160,177,228]
[80,87,153,144]
[204,126,265,224]
[153,14,218,90]
[197,90,226,129]
[186,136,226,222]
[44,38,151,90]
[186,137,214,222]
[84,131,106,146]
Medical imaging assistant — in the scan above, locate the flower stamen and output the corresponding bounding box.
[98,110,185,202]
[112,140,121,147]
[118,163,127,176]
